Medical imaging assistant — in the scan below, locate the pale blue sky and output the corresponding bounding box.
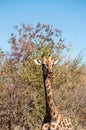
[0,0,86,62]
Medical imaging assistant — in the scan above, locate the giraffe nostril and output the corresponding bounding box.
[48,72,54,78]
[49,72,54,75]
[49,72,52,74]
[48,71,53,74]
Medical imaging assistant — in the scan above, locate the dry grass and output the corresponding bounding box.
[0,47,86,130]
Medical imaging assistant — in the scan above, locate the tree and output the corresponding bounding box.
[0,23,86,130]
[8,23,65,64]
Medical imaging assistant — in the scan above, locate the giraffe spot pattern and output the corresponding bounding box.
[47,94,52,102]
[47,88,51,94]
[40,57,74,130]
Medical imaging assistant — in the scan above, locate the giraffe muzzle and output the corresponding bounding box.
[48,72,54,78]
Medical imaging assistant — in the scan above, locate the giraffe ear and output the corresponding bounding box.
[34,59,41,65]
[52,59,59,66]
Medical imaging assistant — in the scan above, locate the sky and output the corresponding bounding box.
[0,0,86,62]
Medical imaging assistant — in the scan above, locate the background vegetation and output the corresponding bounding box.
[0,23,86,130]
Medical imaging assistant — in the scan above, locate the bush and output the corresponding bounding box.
[0,23,86,130]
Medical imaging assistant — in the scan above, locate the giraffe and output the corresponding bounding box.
[34,56,74,130]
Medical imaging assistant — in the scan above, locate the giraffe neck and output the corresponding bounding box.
[44,76,55,116]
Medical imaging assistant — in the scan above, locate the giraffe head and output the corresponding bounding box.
[34,56,58,79]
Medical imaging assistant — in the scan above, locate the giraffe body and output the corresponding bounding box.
[34,57,74,130]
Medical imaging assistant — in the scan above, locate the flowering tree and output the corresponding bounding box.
[9,23,65,64]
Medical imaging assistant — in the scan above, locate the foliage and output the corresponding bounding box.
[0,23,86,130]
[8,23,65,62]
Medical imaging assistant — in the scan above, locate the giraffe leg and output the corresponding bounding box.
[41,123,50,130]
